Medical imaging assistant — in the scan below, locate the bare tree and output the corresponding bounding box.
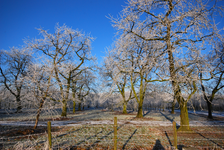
[71,75,79,113]
[0,47,32,113]
[69,65,97,113]
[200,40,224,119]
[26,62,55,129]
[27,24,94,117]
[75,69,96,111]
[105,34,165,118]
[110,0,223,131]
[102,56,134,114]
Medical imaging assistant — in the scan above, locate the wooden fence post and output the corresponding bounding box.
[173,121,177,149]
[48,121,52,150]
[114,117,117,150]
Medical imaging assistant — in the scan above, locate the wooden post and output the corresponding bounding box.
[48,121,52,150]
[173,121,177,149]
[114,117,117,150]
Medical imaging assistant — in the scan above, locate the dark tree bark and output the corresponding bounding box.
[171,97,176,114]
[78,102,82,111]
[61,100,67,117]
[200,72,224,120]
[34,98,45,129]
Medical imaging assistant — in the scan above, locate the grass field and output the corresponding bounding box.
[0,109,224,150]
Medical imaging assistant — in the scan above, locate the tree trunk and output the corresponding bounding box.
[178,101,191,131]
[34,99,45,129]
[172,81,191,132]
[136,100,143,118]
[207,100,213,119]
[61,100,67,117]
[73,101,76,113]
[16,97,22,113]
[96,101,98,108]
[165,5,190,131]
[78,102,82,111]
[171,98,176,114]
[122,101,128,114]
[200,73,214,120]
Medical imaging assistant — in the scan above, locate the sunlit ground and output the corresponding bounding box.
[0,108,224,149]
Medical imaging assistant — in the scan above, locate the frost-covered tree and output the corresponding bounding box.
[27,24,94,117]
[75,69,96,111]
[70,72,79,113]
[199,40,224,119]
[111,0,223,131]
[105,34,165,118]
[26,62,56,129]
[102,55,134,114]
[0,47,32,113]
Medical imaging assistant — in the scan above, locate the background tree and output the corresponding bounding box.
[70,73,79,113]
[76,69,96,111]
[0,47,32,113]
[105,34,164,118]
[102,54,134,114]
[27,24,94,117]
[26,62,56,129]
[70,65,97,113]
[199,40,224,119]
[110,0,223,131]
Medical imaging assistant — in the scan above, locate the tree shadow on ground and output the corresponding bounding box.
[69,115,138,149]
[152,139,165,150]
[159,111,181,129]
[32,127,84,149]
[84,123,133,149]
[159,111,174,122]
[122,129,137,150]
[196,132,223,149]
[68,129,104,149]
[164,131,184,150]
[164,131,172,147]
[65,110,176,149]
[143,110,151,117]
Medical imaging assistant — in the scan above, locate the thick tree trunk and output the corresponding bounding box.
[171,98,176,114]
[200,73,214,120]
[61,100,67,117]
[34,99,45,129]
[165,3,191,131]
[171,103,175,114]
[123,101,128,114]
[178,101,191,131]
[78,102,82,111]
[207,100,213,119]
[136,100,143,118]
[16,97,22,113]
[73,101,76,113]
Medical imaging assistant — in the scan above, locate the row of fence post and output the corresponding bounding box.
[47,118,177,150]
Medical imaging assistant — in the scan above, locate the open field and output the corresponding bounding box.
[0,109,224,150]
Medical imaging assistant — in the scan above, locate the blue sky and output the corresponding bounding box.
[0,0,127,64]
[1,0,223,65]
